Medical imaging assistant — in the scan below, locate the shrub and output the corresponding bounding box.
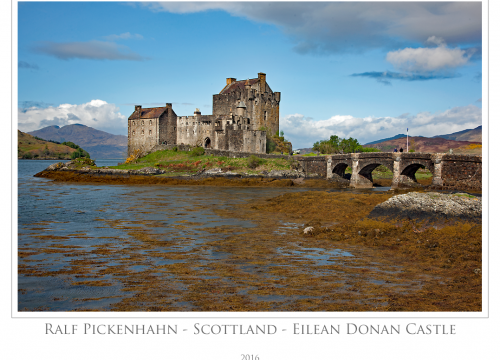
[266,138,277,153]
[172,146,178,152]
[247,155,261,169]
[189,147,205,157]
[71,148,90,159]
[74,157,96,167]
[125,149,143,164]
[62,141,79,149]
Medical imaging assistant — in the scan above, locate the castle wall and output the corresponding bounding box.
[177,114,216,147]
[252,91,280,136]
[158,106,177,145]
[128,117,159,156]
[224,128,266,154]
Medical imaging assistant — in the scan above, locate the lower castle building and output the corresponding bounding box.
[128,72,281,156]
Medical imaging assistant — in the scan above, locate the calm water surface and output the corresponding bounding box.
[18,160,319,310]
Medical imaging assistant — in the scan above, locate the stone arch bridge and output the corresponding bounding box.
[297,153,482,191]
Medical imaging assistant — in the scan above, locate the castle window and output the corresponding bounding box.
[132,131,135,135]
[141,130,144,135]
[150,120,152,125]
[132,121,135,125]
[264,111,267,121]
[149,130,152,135]
[142,120,144,125]
[174,127,176,131]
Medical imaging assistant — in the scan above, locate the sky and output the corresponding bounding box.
[17,1,483,148]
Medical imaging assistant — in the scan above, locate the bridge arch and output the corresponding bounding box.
[332,162,349,178]
[350,153,395,188]
[392,155,435,189]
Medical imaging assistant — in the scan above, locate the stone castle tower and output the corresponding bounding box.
[128,73,281,155]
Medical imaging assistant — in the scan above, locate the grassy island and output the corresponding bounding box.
[110,148,297,176]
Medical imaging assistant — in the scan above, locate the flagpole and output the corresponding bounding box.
[407,128,408,152]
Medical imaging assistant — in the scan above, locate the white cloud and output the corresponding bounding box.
[103,32,144,41]
[142,2,481,53]
[280,105,482,148]
[34,40,146,61]
[425,36,446,46]
[18,100,127,134]
[386,39,474,72]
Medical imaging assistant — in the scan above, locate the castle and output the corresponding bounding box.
[128,73,281,156]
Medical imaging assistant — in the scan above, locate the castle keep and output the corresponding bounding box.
[128,73,281,155]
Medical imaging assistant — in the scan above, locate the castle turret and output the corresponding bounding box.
[236,101,246,117]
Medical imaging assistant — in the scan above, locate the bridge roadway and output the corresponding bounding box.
[297,152,482,190]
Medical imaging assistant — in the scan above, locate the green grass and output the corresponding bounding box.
[452,193,476,199]
[110,149,293,175]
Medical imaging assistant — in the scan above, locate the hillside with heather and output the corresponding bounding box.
[367,136,481,154]
[433,125,482,142]
[18,130,82,159]
[29,124,127,159]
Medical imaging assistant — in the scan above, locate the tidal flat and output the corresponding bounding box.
[18,161,481,312]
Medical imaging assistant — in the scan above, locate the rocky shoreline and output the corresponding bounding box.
[35,161,334,188]
[368,191,482,224]
[38,161,309,180]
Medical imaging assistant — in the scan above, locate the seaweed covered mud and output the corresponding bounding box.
[20,161,482,311]
[220,190,482,311]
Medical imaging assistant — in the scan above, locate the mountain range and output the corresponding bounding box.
[29,124,127,159]
[28,124,482,159]
[364,126,482,145]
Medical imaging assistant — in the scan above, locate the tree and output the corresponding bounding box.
[313,135,362,154]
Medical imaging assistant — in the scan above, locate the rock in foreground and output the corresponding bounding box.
[368,192,481,223]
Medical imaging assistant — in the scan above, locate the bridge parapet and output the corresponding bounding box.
[439,154,482,190]
[298,152,482,191]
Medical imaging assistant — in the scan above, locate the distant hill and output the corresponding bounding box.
[433,126,482,142]
[365,126,482,147]
[29,124,127,159]
[18,130,79,159]
[365,134,423,145]
[366,136,481,154]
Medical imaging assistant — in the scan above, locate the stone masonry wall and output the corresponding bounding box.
[158,106,177,146]
[296,157,327,178]
[128,117,159,156]
[177,114,216,147]
[440,154,482,190]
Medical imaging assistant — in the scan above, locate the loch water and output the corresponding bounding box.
[18,160,319,311]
